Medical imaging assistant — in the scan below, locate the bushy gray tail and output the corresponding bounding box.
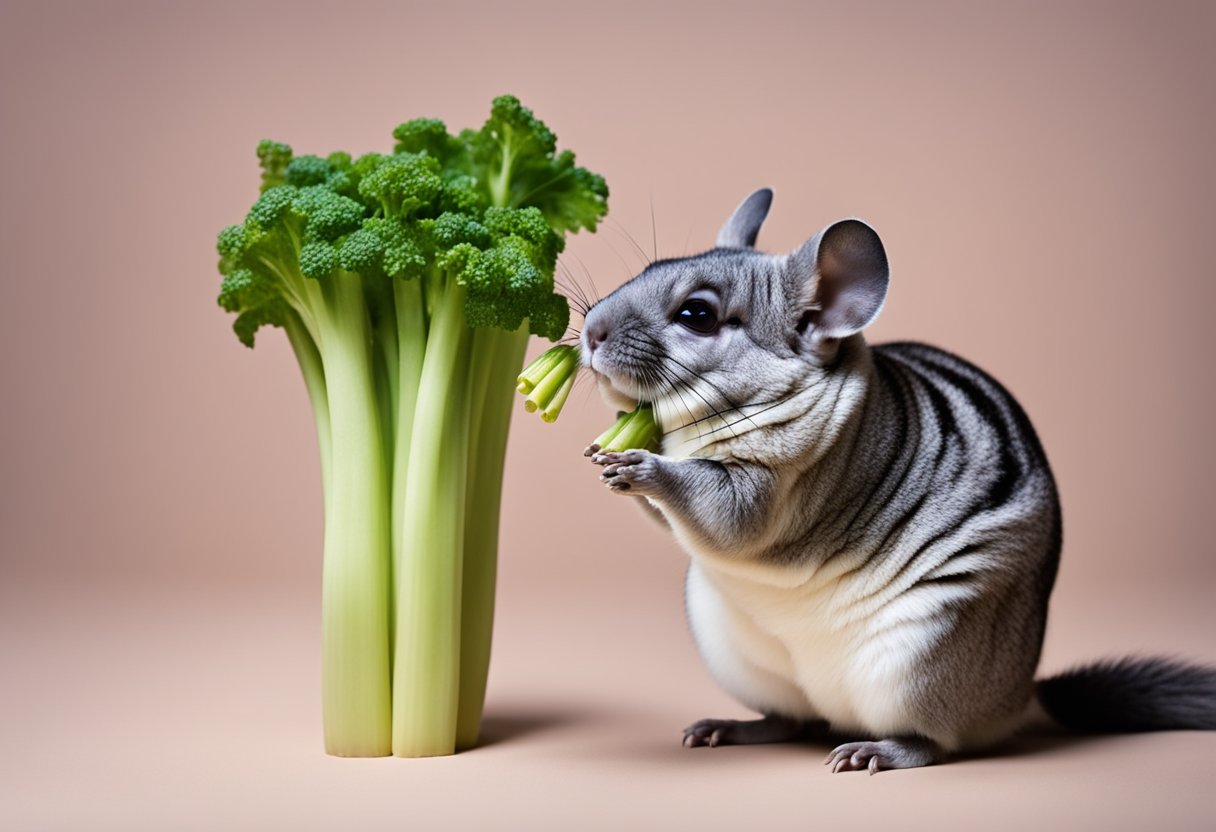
[1037,657,1216,733]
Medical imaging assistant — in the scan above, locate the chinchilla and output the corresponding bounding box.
[580,188,1216,773]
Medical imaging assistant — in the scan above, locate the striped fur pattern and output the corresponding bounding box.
[581,189,1213,770]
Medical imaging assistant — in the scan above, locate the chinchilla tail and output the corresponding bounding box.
[1036,656,1216,733]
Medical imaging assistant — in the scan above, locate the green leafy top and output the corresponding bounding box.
[216,96,607,346]
[466,96,608,233]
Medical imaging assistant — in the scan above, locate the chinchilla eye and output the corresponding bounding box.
[675,298,720,334]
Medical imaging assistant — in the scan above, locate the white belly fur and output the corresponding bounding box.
[685,556,949,742]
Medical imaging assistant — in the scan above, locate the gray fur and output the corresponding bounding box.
[716,187,773,249]
[1038,658,1216,732]
[824,737,943,775]
[582,188,1215,772]
[789,218,890,339]
[682,714,820,748]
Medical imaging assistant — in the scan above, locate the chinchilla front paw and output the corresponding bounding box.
[591,449,664,497]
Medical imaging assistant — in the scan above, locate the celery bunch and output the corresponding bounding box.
[215,97,607,757]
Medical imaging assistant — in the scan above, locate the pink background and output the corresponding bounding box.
[2,1,1213,829]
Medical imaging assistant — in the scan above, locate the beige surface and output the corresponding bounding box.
[2,1,1214,829]
[4,575,1215,831]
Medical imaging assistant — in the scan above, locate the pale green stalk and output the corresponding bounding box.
[524,349,577,413]
[591,414,627,450]
[455,325,529,749]
[283,311,331,491]
[316,272,392,757]
[392,279,471,757]
[517,345,568,393]
[390,277,427,658]
[541,372,576,423]
[592,406,660,453]
[372,282,400,474]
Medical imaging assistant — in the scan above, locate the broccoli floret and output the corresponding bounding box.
[338,228,387,275]
[456,236,553,333]
[433,211,491,251]
[256,140,292,192]
[438,172,485,215]
[483,206,563,272]
[435,241,479,276]
[232,299,290,348]
[298,240,338,279]
[246,185,297,229]
[526,291,571,341]
[285,154,334,187]
[365,216,432,279]
[291,186,366,242]
[392,118,464,164]
[352,151,387,184]
[357,153,444,217]
[218,266,275,313]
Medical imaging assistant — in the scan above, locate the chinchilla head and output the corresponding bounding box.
[581,188,890,430]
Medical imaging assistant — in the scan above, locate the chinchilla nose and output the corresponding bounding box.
[585,320,610,351]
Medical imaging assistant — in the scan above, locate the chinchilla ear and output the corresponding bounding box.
[787,218,889,340]
[716,188,773,249]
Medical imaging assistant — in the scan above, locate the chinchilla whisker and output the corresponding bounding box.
[555,276,590,317]
[649,366,707,439]
[562,299,589,319]
[672,386,717,440]
[571,370,594,395]
[646,361,736,440]
[652,347,742,409]
[630,331,762,432]
[649,347,798,432]
[603,238,641,283]
[607,215,653,268]
[556,263,594,316]
[570,254,602,308]
[559,292,589,317]
[617,340,667,367]
[649,195,658,262]
[656,350,769,433]
[699,391,800,439]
